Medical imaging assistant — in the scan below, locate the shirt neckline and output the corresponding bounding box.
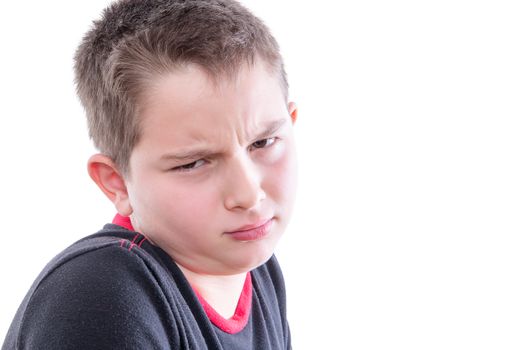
[112,214,252,334]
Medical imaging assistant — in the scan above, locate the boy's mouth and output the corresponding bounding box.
[224,218,274,241]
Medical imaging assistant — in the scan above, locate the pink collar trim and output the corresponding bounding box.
[194,274,252,334]
[112,213,134,231]
[112,214,252,334]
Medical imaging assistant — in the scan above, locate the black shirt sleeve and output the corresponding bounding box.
[8,245,179,350]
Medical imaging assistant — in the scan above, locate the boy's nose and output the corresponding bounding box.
[223,155,266,211]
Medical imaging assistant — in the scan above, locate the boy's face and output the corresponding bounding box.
[125,61,297,275]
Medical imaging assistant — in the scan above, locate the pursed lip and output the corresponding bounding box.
[224,218,274,241]
[226,218,273,233]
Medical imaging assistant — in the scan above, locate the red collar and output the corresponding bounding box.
[112,214,252,334]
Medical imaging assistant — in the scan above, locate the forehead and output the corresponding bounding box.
[136,61,289,149]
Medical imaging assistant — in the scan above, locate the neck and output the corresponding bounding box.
[177,264,247,319]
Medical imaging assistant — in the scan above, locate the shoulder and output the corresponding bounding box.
[252,255,287,296]
[250,255,291,349]
[32,227,169,306]
[7,227,180,349]
[251,254,288,315]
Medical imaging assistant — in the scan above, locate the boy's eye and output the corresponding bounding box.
[170,138,278,172]
[172,159,206,172]
[250,137,277,150]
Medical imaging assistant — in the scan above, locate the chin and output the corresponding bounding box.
[218,220,285,274]
[228,243,277,274]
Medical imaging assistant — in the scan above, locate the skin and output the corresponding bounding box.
[88,60,298,317]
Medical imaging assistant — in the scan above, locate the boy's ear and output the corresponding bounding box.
[288,101,298,124]
[87,154,133,216]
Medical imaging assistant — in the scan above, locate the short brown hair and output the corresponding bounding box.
[74,0,288,175]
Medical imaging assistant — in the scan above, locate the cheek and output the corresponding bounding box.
[154,179,218,219]
[131,175,218,231]
[263,140,298,203]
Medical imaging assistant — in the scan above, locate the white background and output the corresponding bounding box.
[1,1,524,349]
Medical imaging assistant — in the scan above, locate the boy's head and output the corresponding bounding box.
[75,0,288,175]
[77,0,298,275]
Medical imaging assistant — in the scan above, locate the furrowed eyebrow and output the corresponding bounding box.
[253,118,287,141]
[160,118,287,162]
[160,149,220,163]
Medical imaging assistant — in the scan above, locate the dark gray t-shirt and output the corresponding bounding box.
[2,224,291,349]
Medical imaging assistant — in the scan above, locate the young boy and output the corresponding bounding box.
[2,0,297,349]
